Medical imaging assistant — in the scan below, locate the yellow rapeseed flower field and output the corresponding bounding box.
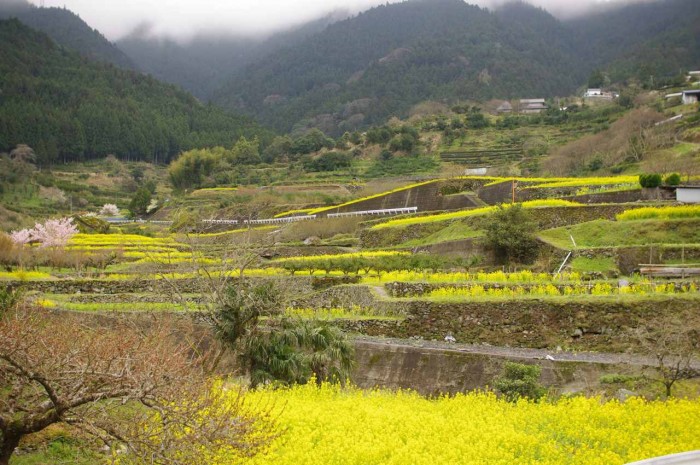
[371,200,581,230]
[524,176,639,189]
[0,270,53,281]
[273,251,409,263]
[307,175,636,217]
[363,270,582,284]
[617,205,700,221]
[70,233,177,246]
[238,383,700,465]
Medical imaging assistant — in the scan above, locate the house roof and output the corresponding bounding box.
[520,98,545,104]
[682,90,700,95]
[497,101,513,111]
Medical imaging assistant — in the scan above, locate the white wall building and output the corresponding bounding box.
[676,186,700,203]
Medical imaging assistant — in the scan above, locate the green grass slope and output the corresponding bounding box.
[539,218,700,249]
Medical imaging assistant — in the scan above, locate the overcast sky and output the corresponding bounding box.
[27,0,644,41]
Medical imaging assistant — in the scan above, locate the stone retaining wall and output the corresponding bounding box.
[350,297,700,353]
[13,276,315,296]
[295,284,385,311]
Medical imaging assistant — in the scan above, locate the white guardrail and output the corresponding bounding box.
[105,207,417,226]
[201,215,317,226]
[327,207,418,218]
[624,451,700,465]
[105,218,173,224]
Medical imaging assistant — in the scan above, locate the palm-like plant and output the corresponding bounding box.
[245,317,354,388]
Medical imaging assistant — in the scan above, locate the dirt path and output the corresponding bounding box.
[353,335,700,369]
[370,286,390,299]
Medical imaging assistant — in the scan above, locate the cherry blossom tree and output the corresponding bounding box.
[9,229,32,246]
[99,203,120,216]
[29,218,78,248]
[10,219,78,248]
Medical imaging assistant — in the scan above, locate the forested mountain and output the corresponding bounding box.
[568,0,700,84]
[0,19,270,165]
[210,0,583,134]
[0,0,134,69]
[118,12,347,100]
[210,0,700,135]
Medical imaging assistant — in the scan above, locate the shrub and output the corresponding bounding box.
[129,187,152,216]
[73,215,110,234]
[664,173,681,186]
[0,285,22,315]
[0,234,17,270]
[495,362,546,402]
[639,173,662,188]
[484,205,539,264]
[303,152,352,172]
[466,112,490,129]
[170,210,200,233]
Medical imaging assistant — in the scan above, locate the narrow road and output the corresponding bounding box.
[353,335,700,369]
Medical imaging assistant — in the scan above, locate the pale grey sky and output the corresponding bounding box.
[27,0,645,40]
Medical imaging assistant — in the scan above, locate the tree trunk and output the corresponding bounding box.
[0,432,21,465]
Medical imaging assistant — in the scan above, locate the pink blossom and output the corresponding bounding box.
[99,204,120,216]
[10,229,33,245]
[31,218,79,248]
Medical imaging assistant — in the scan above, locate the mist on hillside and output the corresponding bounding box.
[24,0,659,41]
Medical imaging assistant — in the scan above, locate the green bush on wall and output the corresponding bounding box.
[639,173,662,188]
[664,173,681,186]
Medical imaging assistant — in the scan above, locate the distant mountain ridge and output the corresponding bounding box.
[1,0,698,140]
[0,0,134,69]
[212,0,582,133]
[568,0,700,82]
[117,12,345,100]
[208,0,700,134]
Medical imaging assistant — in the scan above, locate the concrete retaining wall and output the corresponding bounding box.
[319,181,481,217]
[352,339,647,396]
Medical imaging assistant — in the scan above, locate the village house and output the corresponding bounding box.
[496,101,513,114]
[686,70,700,81]
[682,90,700,105]
[518,98,547,114]
[583,88,617,100]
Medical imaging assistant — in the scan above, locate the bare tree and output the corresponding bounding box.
[636,317,700,398]
[0,303,277,465]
